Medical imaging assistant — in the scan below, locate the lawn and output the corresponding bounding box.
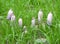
[0,0,60,44]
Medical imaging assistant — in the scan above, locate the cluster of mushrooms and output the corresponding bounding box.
[7,9,53,29]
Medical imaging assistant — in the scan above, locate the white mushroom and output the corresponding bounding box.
[23,26,27,34]
[11,15,15,21]
[31,17,35,27]
[47,12,53,25]
[7,9,14,20]
[18,18,22,27]
[38,9,43,23]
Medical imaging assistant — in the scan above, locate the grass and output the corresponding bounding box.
[0,0,60,44]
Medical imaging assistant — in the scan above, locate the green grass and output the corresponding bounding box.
[0,0,60,44]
